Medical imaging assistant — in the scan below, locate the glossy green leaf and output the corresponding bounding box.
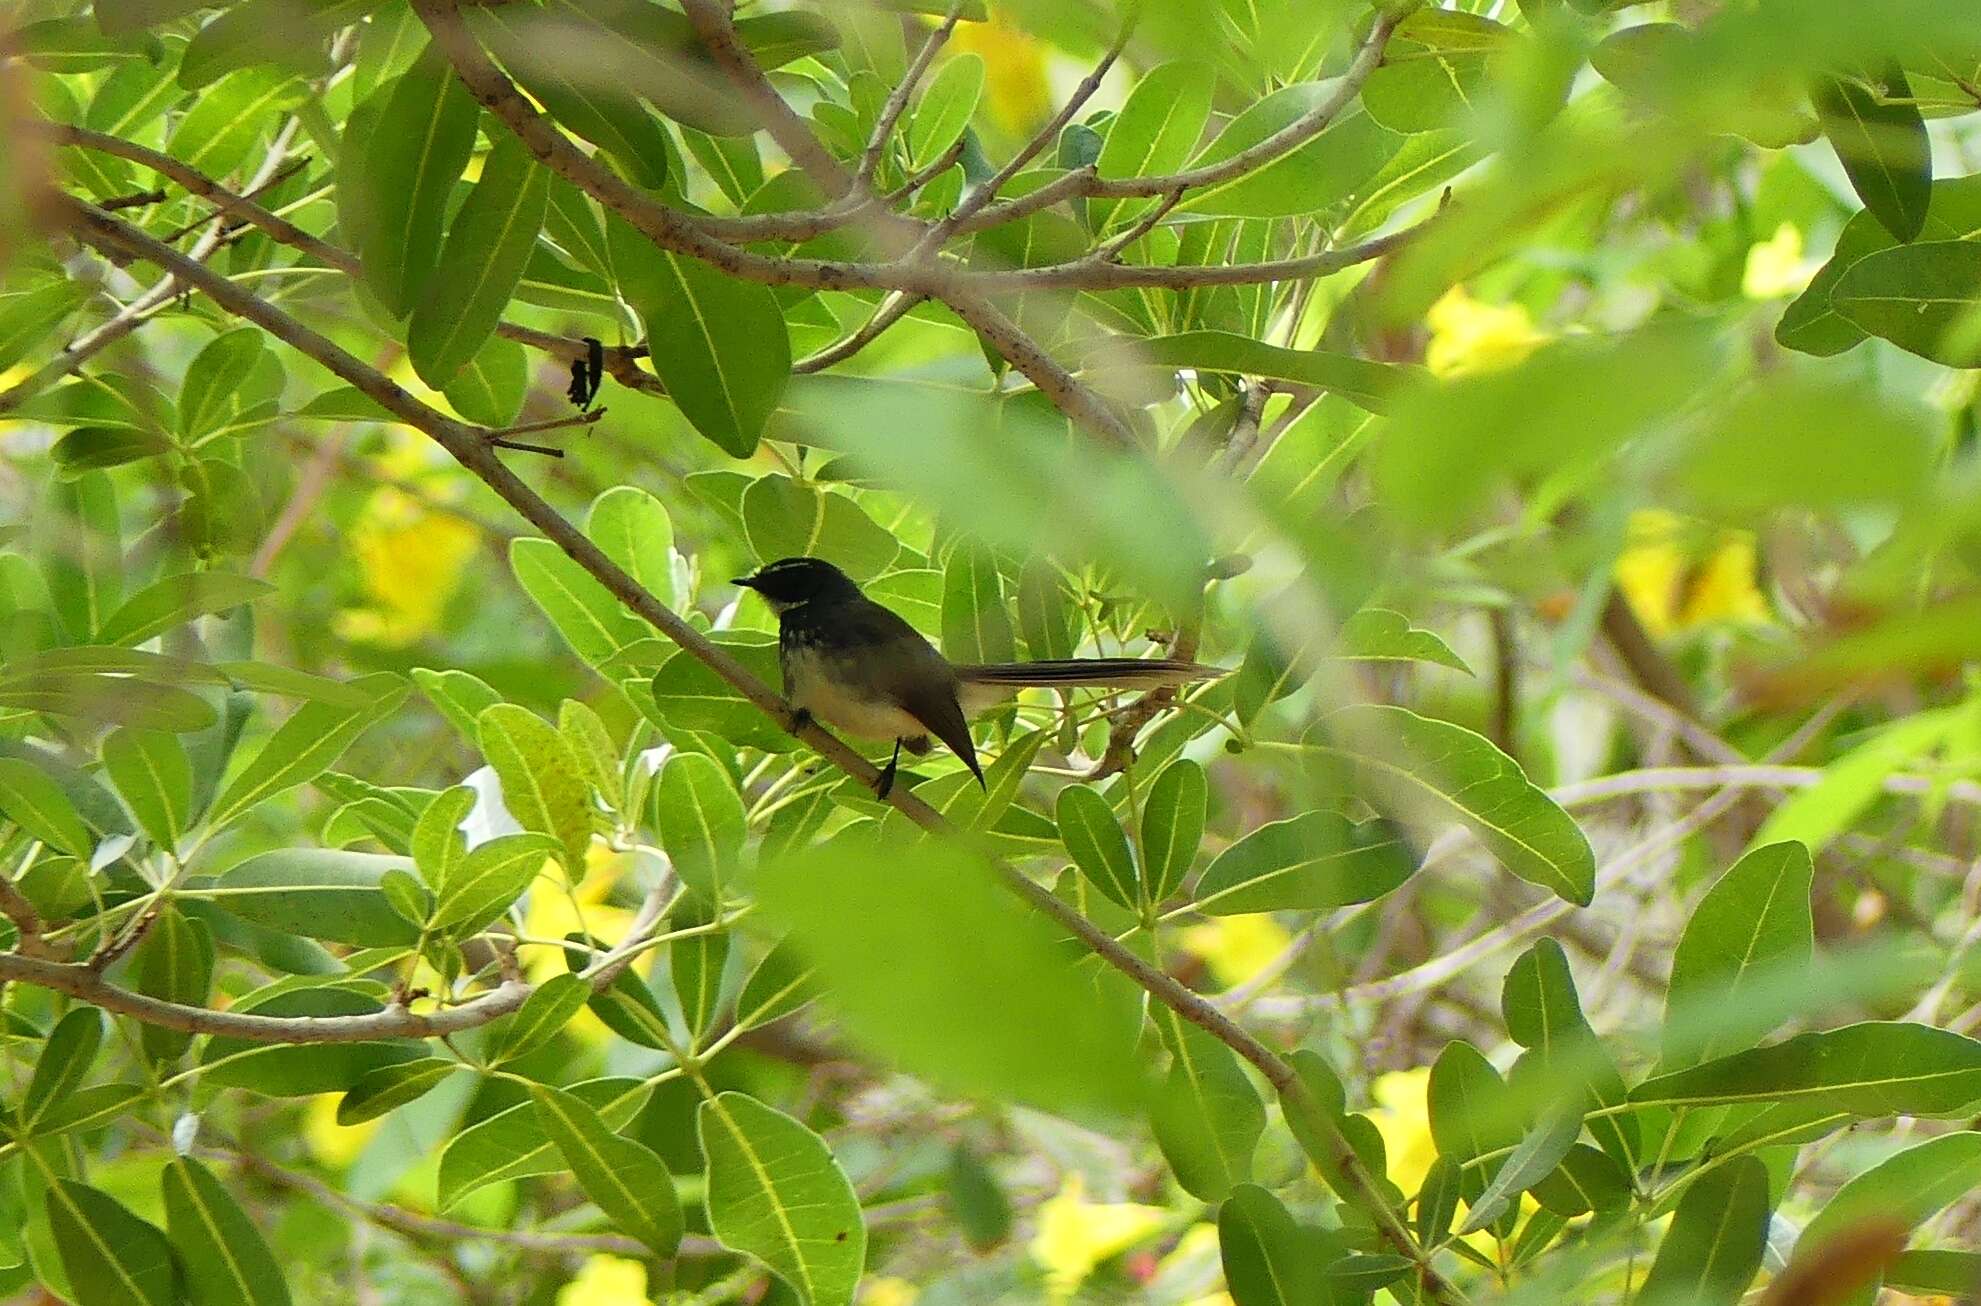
[1093,60,1214,229]
[940,541,1014,664]
[101,728,191,850]
[510,536,648,669]
[1339,608,1470,674]
[1151,1014,1264,1201]
[45,1180,174,1306]
[531,1084,684,1256]
[670,899,728,1038]
[23,1009,104,1127]
[1428,1040,1519,1166]
[588,485,676,609]
[1816,67,1931,243]
[649,635,792,752]
[477,703,593,875]
[1179,95,1396,219]
[699,1091,865,1306]
[163,68,304,179]
[1140,758,1205,904]
[179,0,376,88]
[1832,240,1981,367]
[204,673,406,831]
[1456,1106,1581,1234]
[213,848,423,945]
[1664,841,1814,1068]
[443,336,528,427]
[358,47,480,316]
[433,832,557,933]
[161,1157,292,1306]
[1056,785,1139,910]
[1315,704,1594,906]
[1503,939,1637,1169]
[652,752,745,902]
[1218,1183,1327,1306]
[94,571,272,647]
[179,327,267,440]
[438,1077,648,1209]
[606,211,789,456]
[1637,1155,1770,1306]
[908,53,983,170]
[0,757,93,858]
[199,987,421,1094]
[1362,9,1508,134]
[1796,1131,1981,1306]
[410,785,475,890]
[408,134,550,387]
[0,282,89,372]
[1632,1021,1981,1116]
[741,476,898,582]
[1193,809,1415,915]
[734,939,820,1031]
[413,667,504,743]
[487,971,591,1064]
[133,907,213,1062]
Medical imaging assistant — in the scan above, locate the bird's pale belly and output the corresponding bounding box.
[784,645,926,741]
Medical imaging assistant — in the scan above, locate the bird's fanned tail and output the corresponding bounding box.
[953,658,1225,689]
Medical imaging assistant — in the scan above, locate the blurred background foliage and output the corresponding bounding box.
[4,0,1981,1302]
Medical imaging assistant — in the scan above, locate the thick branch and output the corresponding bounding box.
[53,193,1450,1298]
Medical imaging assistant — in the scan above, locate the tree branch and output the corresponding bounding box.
[858,0,969,187]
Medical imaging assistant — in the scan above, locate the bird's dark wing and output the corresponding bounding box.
[891,668,982,787]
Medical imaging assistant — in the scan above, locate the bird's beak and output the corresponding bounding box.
[732,574,760,591]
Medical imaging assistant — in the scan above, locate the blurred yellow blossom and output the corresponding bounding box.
[1425,286,1548,377]
[1030,1172,1168,1301]
[1365,1066,1436,1196]
[949,14,1050,134]
[333,485,479,648]
[1614,509,1771,637]
[302,1092,380,1169]
[521,842,634,985]
[1179,914,1292,988]
[862,1278,919,1306]
[557,1255,650,1306]
[1742,222,1813,299]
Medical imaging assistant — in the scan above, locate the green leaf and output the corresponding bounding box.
[941,541,1014,664]
[1151,1014,1264,1201]
[199,987,421,1094]
[1140,758,1205,904]
[1503,939,1636,1170]
[531,1083,684,1257]
[45,1180,174,1306]
[213,848,423,946]
[204,673,406,831]
[0,757,93,858]
[94,571,272,647]
[161,1157,292,1306]
[1179,95,1397,219]
[411,785,475,890]
[509,536,648,669]
[163,68,305,179]
[588,486,676,609]
[1092,60,1214,230]
[1816,67,1931,244]
[1218,1183,1326,1306]
[944,1144,1011,1253]
[0,282,89,372]
[1314,704,1595,906]
[1753,710,1958,855]
[606,211,789,456]
[1664,841,1814,1068]
[1531,1144,1631,1217]
[179,0,376,88]
[670,900,729,1038]
[133,907,213,1062]
[179,327,267,440]
[1193,809,1415,915]
[699,1091,865,1306]
[438,1077,648,1209]
[1428,1040,1519,1165]
[649,636,792,752]
[1110,331,1416,416]
[734,939,820,1031]
[487,971,591,1063]
[1455,1106,1582,1234]
[1796,1131,1981,1306]
[23,1009,104,1127]
[477,703,594,875]
[336,1058,460,1126]
[442,336,528,428]
[1361,9,1508,134]
[1056,785,1140,911]
[1632,1021,1981,1117]
[1637,1155,1770,1306]
[652,752,745,902]
[408,134,550,387]
[741,476,898,582]
[558,699,622,811]
[101,728,191,850]
[752,839,1143,1112]
[907,53,983,171]
[358,46,480,316]
[413,667,504,743]
[1832,240,1981,367]
[49,426,170,476]
[1339,608,1471,674]
[433,832,557,933]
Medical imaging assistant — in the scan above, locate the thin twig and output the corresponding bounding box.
[793,292,924,373]
[858,0,969,186]
[488,407,605,439]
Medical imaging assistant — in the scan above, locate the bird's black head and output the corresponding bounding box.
[733,557,862,611]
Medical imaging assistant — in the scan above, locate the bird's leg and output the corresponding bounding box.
[783,705,814,735]
[875,737,903,799]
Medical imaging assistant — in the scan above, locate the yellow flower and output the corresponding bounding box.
[1425,286,1548,377]
[1742,222,1813,299]
[1614,509,1770,637]
[1364,1066,1436,1197]
[302,1092,381,1169]
[521,842,634,984]
[557,1255,650,1306]
[1179,915,1292,988]
[862,1278,919,1306]
[949,15,1050,135]
[333,485,479,647]
[1030,1172,1168,1301]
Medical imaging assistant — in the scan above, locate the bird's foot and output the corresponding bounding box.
[783,705,814,735]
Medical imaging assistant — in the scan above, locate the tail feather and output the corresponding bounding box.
[954,657,1225,690]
